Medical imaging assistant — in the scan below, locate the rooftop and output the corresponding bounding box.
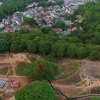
[0,78,8,88]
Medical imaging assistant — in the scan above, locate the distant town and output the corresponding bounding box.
[0,0,100,100]
[0,0,96,34]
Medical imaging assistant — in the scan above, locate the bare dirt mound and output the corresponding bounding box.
[80,61,100,79]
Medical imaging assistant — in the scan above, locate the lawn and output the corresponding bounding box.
[70,61,78,70]
[57,65,65,75]
[0,67,8,75]
[91,97,100,100]
[16,61,28,76]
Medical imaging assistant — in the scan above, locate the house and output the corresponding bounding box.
[27,4,34,8]
[25,13,33,18]
[10,80,20,88]
[62,30,69,35]
[0,78,8,88]
[27,2,38,8]
[48,0,55,3]
[76,15,83,23]
[0,2,2,6]
[2,19,11,25]
[0,23,4,31]
[64,20,73,26]
[67,28,72,33]
[55,28,63,34]
[72,27,77,31]
[33,2,38,7]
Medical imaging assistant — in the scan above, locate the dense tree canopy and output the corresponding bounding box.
[24,59,55,81]
[0,2,100,60]
[0,39,9,52]
[73,2,100,33]
[23,17,38,27]
[52,21,67,30]
[0,0,64,20]
[0,25,99,60]
[91,97,100,100]
[0,97,2,100]
[15,81,55,100]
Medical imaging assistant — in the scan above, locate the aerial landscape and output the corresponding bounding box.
[0,0,100,100]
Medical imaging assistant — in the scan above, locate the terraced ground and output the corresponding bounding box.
[0,54,100,100]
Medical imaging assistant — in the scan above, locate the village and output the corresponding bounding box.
[0,53,100,100]
[0,0,94,35]
[0,0,99,100]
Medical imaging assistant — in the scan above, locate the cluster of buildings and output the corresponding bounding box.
[0,2,2,6]
[0,1,78,34]
[65,0,96,4]
[0,0,95,34]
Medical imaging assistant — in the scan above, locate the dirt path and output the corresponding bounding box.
[5,54,32,77]
[51,60,100,97]
[11,63,16,76]
[1,54,100,99]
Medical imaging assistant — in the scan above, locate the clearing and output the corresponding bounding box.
[0,54,100,100]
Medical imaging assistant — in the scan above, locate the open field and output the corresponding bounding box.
[0,54,100,100]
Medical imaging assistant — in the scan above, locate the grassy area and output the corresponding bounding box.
[0,67,8,75]
[90,97,100,100]
[70,61,78,70]
[90,87,100,94]
[8,70,13,76]
[57,65,65,75]
[76,84,81,86]
[0,96,2,100]
[73,90,80,95]
[16,61,28,76]
[95,75,100,78]
[82,74,86,79]
[61,72,81,85]
[26,54,37,62]
[75,81,86,86]
[64,74,68,79]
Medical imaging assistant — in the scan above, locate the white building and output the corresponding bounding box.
[0,2,3,6]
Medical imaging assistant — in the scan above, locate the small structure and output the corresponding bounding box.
[0,2,2,6]
[0,78,8,88]
[10,80,20,88]
[0,23,4,31]
[62,30,69,35]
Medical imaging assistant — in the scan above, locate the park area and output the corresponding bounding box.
[0,53,100,100]
[0,53,37,100]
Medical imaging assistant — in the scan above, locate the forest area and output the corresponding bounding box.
[0,0,64,20]
[0,1,100,100]
[0,1,100,61]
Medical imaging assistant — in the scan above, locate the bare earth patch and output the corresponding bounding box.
[0,54,100,99]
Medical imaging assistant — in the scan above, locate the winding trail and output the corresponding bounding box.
[1,54,100,99]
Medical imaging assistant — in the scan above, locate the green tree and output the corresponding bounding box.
[51,42,67,57]
[85,44,94,56]
[23,17,38,27]
[15,81,55,100]
[0,96,2,100]
[52,21,66,30]
[27,40,37,53]
[67,45,77,58]
[10,40,24,52]
[89,50,99,60]
[91,97,100,100]
[0,39,9,53]
[38,40,51,54]
[99,52,100,60]
[24,59,55,81]
[77,47,86,59]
